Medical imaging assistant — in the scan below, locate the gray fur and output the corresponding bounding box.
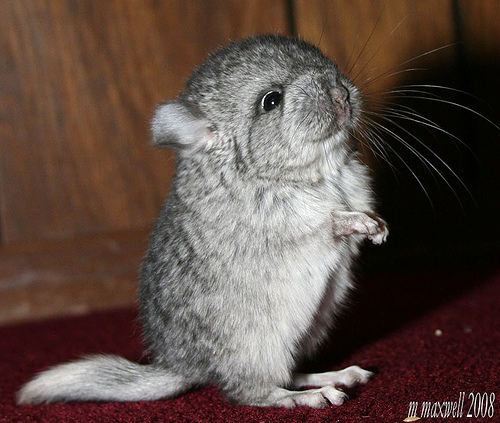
[17,355,189,404]
[18,35,388,408]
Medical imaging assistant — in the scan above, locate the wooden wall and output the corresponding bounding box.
[1,0,499,325]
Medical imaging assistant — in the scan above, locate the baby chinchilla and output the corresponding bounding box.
[18,34,388,409]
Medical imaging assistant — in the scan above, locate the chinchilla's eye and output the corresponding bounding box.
[261,91,282,112]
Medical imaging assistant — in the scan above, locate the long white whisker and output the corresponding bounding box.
[366,87,443,100]
[367,113,473,209]
[375,93,500,132]
[362,89,478,155]
[361,116,435,207]
[351,13,410,84]
[400,84,490,106]
[360,116,431,184]
[358,43,458,91]
[352,124,398,173]
[369,105,475,155]
[360,68,427,90]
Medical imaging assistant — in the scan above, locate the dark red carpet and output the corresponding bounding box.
[2,264,499,422]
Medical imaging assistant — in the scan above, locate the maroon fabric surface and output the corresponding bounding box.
[1,265,499,422]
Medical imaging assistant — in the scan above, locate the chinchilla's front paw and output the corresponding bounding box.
[332,211,389,244]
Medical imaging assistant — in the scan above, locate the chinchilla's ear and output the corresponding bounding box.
[151,100,212,152]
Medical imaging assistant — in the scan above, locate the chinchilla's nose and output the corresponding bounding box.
[330,85,350,106]
[328,84,351,124]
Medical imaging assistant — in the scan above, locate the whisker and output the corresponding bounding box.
[364,114,443,178]
[360,68,428,90]
[346,6,386,76]
[359,116,434,187]
[351,13,410,84]
[399,84,491,107]
[358,43,458,91]
[366,87,442,100]
[351,125,398,173]
[343,30,363,75]
[355,119,396,163]
[396,43,459,68]
[374,93,500,132]
[360,116,435,208]
[365,113,473,210]
[366,104,474,155]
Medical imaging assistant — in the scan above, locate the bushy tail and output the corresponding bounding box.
[17,355,190,404]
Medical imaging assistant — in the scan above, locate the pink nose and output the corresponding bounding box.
[331,86,349,105]
[330,86,350,123]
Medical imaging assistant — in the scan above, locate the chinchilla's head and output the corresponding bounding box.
[152,35,362,182]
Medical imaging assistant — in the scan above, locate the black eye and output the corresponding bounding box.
[261,91,282,112]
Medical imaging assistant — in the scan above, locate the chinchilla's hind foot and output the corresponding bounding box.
[251,386,348,409]
[292,365,374,389]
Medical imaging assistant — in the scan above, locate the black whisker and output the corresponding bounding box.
[351,13,410,84]
[358,43,457,91]
[346,6,386,76]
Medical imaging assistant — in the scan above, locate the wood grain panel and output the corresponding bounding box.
[0,230,148,325]
[460,0,500,58]
[0,0,290,244]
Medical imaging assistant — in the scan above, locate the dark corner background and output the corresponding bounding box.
[0,0,499,326]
